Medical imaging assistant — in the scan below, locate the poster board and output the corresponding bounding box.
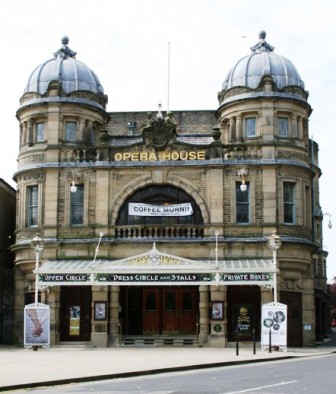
[24,303,50,348]
[261,302,287,351]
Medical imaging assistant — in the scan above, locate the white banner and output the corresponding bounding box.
[261,302,287,347]
[129,202,193,217]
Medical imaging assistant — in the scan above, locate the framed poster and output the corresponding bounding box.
[261,302,287,348]
[233,304,254,338]
[211,301,224,320]
[94,301,107,320]
[69,305,81,336]
[24,303,50,347]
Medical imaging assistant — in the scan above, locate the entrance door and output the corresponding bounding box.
[141,287,198,335]
[60,286,92,341]
[179,288,197,334]
[227,286,261,341]
[281,291,302,346]
[162,289,178,333]
[162,288,197,334]
[143,288,160,334]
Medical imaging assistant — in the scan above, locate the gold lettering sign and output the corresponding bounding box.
[114,150,206,162]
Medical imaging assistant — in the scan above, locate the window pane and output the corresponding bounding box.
[182,292,193,311]
[245,118,256,137]
[284,182,295,223]
[70,184,84,225]
[35,122,45,142]
[28,186,38,226]
[236,182,249,223]
[165,292,176,311]
[65,121,76,141]
[278,117,288,137]
[146,292,156,311]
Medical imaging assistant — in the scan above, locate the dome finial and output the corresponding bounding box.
[61,36,69,46]
[259,30,266,40]
[53,36,77,59]
[250,30,274,53]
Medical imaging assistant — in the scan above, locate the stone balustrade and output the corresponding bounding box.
[115,225,204,239]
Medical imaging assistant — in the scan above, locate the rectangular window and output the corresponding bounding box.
[70,184,84,225]
[278,117,289,137]
[245,117,256,138]
[284,182,295,223]
[236,182,249,223]
[65,121,77,141]
[27,186,38,227]
[35,122,45,142]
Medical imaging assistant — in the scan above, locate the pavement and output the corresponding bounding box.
[0,332,336,392]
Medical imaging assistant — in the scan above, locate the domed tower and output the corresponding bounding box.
[13,38,110,343]
[217,31,326,346]
[17,36,109,162]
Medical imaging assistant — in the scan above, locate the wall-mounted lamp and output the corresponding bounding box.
[323,212,333,229]
[70,170,80,193]
[237,168,248,192]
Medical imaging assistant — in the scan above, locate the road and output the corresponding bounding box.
[8,352,336,394]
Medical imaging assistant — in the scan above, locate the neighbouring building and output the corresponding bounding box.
[0,179,16,344]
[12,32,329,347]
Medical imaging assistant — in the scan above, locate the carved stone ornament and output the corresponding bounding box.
[141,111,178,150]
[280,277,303,290]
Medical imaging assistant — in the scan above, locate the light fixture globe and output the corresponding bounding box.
[267,231,282,251]
[240,183,247,192]
[31,234,44,253]
[70,181,77,193]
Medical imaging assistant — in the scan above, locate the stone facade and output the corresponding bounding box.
[11,33,329,348]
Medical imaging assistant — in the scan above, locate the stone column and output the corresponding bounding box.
[48,286,61,345]
[20,123,25,146]
[209,285,226,347]
[27,121,33,145]
[109,286,120,346]
[291,114,298,138]
[236,116,242,140]
[229,118,235,141]
[298,116,303,140]
[91,286,109,347]
[78,119,86,142]
[198,285,210,346]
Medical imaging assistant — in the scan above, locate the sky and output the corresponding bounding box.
[0,0,335,280]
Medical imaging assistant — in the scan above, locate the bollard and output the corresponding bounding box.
[236,327,239,356]
[269,329,272,353]
[253,328,256,355]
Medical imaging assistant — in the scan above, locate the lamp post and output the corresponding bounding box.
[267,231,282,303]
[31,234,44,305]
[215,231,219,268]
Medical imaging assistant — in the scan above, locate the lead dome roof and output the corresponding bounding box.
[221,31,306,97]
[24,36,104,96]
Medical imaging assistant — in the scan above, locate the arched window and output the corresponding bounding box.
[117,185,203,226]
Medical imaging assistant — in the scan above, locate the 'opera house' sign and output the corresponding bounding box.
[113,150,206,162]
